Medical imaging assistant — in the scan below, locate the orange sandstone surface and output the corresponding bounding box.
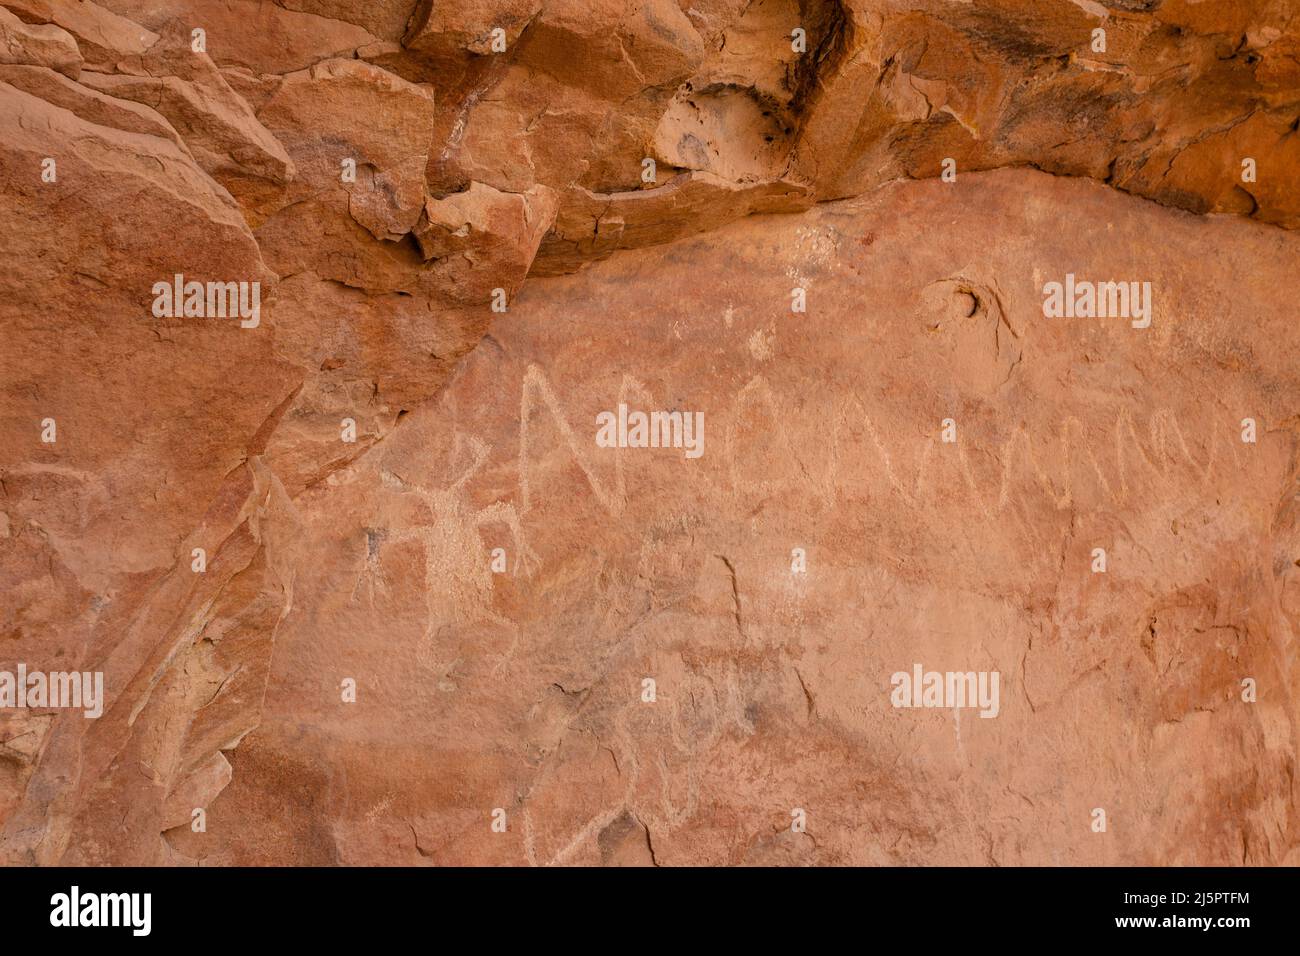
[1,0,1298,865]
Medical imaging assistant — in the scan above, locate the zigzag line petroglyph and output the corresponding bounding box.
[510,366,1245,523]
[519,363,662,518]
[737,374,1243,514]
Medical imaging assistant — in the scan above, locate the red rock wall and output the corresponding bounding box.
[0,0,1297,865]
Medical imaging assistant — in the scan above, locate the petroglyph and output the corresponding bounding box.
[519,363,675,519]
[490,363,1257,561]
[360,433,539,662]
[732,375,1248,515]
[350,528,391,607]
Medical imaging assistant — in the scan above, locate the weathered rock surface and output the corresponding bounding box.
[0,0,1297,866]
[175,170,1300,866]
[0,5,80,76]
[3,0,156,69]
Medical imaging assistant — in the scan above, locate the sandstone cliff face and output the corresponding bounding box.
[0,1,1297,865]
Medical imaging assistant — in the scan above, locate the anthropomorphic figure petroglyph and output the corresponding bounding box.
[352,433,538,665]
